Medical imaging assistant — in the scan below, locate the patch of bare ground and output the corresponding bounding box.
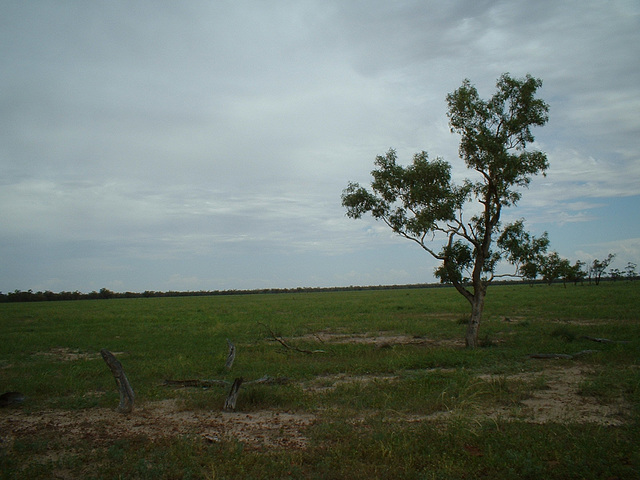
[1,367,630,465]
[478,366,632,425]
[291,331,464,349]
[308,366,633,427]
[0,400,315,452]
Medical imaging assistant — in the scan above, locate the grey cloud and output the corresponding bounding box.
[1,0,638,291]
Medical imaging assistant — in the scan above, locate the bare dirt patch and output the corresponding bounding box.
[289,331,464,349]
[1,367,631,463]
[1,400,314,452]
[480,366,632,425]
[518,366,630,425]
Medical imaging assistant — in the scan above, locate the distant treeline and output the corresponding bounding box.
[1,276,633,303]
[0,283,443,303]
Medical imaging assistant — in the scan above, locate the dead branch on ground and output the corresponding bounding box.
[163,375,289,389]
[581,336,630,344]
[257,322,326,354]
[528,349,598,359]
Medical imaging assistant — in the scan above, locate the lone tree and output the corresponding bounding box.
[342,73,550,348]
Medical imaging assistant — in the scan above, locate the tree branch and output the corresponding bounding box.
[258,322,326,354]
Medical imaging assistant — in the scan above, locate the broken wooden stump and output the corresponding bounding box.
[100,349,135,413]
[225,339,236,370]
[223,378,243,411]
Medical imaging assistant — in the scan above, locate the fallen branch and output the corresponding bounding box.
[581,336,630,344]
[258,322,326,354]
[100,349,135,413]
[311,332,326,344]
[529,349,598,360]
[244,375,290,386]
[163,375,289,389]
[163,379,230,388]
[528,353,573,359]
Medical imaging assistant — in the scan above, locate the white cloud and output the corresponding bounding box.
[575,237,640,267]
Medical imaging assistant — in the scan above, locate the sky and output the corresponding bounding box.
[1,0,639,293]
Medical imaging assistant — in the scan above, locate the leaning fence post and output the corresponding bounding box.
[223,378,243,411]
[100,349,135,413]
[225,339,236,370]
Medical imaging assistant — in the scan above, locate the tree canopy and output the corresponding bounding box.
[342,73,550,348]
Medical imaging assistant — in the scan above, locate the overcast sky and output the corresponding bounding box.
[1,0,639,293]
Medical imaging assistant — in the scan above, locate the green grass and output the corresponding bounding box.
[1,282,639,479]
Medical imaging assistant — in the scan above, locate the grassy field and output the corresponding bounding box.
[1,282,639,479]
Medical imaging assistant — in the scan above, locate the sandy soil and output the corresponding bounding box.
[501,365,630,425]
[1,400,314,451]
[1,343,632,456]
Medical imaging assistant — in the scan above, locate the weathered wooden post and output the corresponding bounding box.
[225,339,236,370]
[223,378,243,411]
[100,349,135,413]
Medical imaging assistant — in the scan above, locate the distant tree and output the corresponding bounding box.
[590,254,615,285]
[625,262,637,281]
[557,258,575,287]
[565,260,586,285]
[342,73,550,348]
[609,268,622,282]
[99,288,115,299]
[539,252,572,286]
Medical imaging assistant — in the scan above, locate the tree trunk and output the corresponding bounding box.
[465,290,486,349]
